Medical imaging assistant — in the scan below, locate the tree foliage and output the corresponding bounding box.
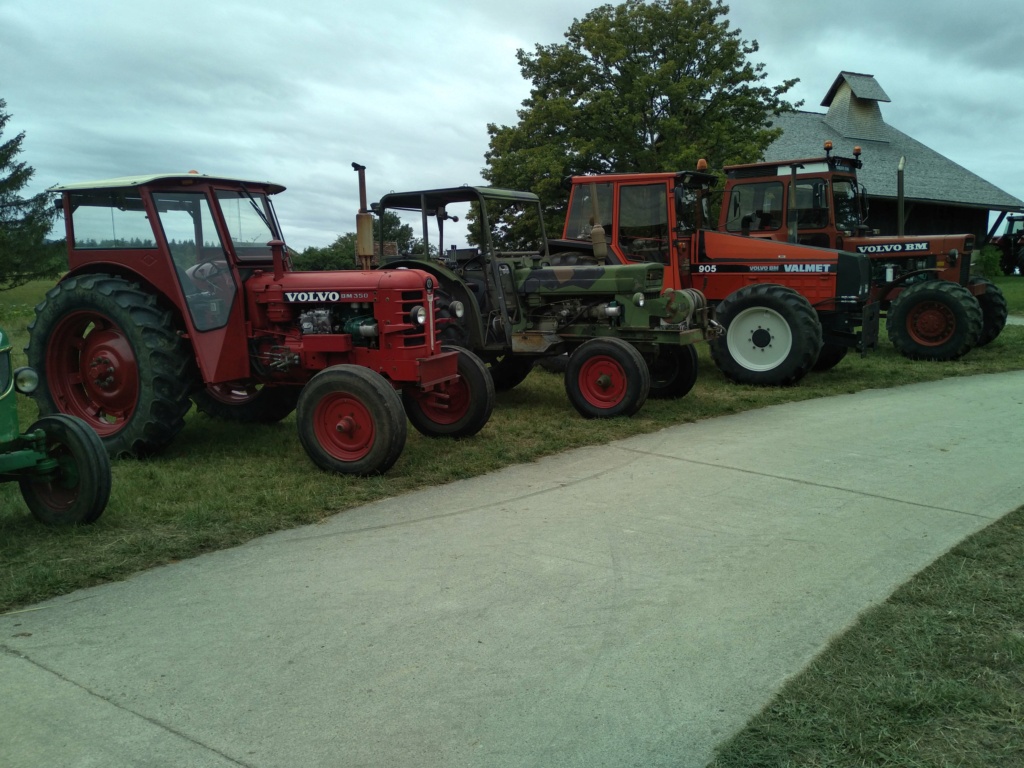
[0,99,64,291]
[483,0,800,238]
[292,211,416,271]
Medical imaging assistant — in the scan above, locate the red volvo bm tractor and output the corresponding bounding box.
[28,173,495,475]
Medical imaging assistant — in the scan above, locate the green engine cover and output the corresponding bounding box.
[515,263,664,296]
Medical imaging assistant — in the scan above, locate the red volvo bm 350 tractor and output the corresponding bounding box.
[28,173,495,476]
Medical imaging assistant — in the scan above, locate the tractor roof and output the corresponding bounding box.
[49,173,286,194]
[378,186,539,210]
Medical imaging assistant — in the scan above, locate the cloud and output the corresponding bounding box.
[2,0,1020,249]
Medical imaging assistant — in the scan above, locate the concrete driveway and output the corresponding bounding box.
[3,371,1024,767]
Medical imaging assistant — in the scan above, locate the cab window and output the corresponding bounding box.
[617,183,669,263]
[724,181,783,233]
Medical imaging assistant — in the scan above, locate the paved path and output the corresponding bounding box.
[3,372,1024,768]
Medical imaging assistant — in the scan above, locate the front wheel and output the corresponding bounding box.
[19,414,112,525]
[564,338,650,419]
[296,365,407,476]
[709,285,822,386]
[886,280,982,360]
[647,345,699,399]
[403,346,495,438]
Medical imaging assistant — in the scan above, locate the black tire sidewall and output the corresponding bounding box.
[648,345,699,399]
[487,354,535,391]
[967,277,1008,347]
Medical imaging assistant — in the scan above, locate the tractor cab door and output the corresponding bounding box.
[613,181,673,266]
[153,191,250,383]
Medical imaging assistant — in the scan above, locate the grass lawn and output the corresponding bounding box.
[3,274,1024,765]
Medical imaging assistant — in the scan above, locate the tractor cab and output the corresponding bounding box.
[374,186,550,352]
[720,142,869,248]
[52,174,287,382]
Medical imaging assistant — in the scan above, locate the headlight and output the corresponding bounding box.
[410,305,428,325]
[14,366,39,394]
[449,300,465,319]
[632,292,646,308]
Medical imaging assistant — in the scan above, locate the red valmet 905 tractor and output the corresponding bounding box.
[28,172,495,475]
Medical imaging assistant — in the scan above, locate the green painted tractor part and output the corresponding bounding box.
[0,326,111,525]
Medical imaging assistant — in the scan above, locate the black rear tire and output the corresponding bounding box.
[193,383,300,423]
[19,414,112,525]
[710,284,822,386]
[487,354,535,391]
[967,276,1008,347]
[886,280,983,360]
[26,274,196,457]
[648,345,699,399]
[812,342,849,372]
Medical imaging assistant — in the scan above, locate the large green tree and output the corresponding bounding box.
[0,99,63,291]
[483,0,800,238]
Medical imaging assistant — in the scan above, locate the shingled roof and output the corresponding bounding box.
[764,72,1023,212]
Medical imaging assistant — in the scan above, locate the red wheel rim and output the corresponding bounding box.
[45,311,139,436]
[313,392,376,461]
[577,354,628,408]
[412,376,470,426]
[26,442,80,512]
[906,301,955,346]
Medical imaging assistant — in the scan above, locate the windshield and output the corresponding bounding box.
[565,182,613,241]
[216,191,279,260]
[832,180,861,231]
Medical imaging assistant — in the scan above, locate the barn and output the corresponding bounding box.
[763,72,1023,244]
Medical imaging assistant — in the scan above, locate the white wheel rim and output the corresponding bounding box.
[725,306,793,371]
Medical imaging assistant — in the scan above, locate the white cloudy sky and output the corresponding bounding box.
[2,0,1021,250]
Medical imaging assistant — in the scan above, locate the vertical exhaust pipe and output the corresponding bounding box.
[897,156,906,237]
[353,163,374,270]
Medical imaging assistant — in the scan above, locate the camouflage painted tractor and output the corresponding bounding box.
[1,326,111,525]
[371,181,716,418]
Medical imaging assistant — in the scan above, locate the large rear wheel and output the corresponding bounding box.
[812,342,849,372]
[26,274,196,457]
[886,280,982,360]
[647,345,699,399]
[967,276,1008,347]
[710,285,822,386]
[193,383,300,423]
[403,346,495,438]
[296,365,407,476]
[564,338,650,418]
[19,414,112,526]
[487,354,535,391]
